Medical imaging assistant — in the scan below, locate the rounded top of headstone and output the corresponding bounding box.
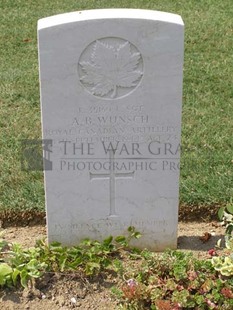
[38,9,184,30]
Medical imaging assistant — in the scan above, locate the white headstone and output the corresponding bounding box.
[38,9,184,251]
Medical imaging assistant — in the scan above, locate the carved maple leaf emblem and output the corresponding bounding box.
[79,40,143,98]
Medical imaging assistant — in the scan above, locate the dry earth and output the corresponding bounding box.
[0,222,226,310]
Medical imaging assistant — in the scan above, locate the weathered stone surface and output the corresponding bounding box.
[38,9,184,250]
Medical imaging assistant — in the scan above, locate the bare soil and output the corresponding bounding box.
[0,222,225,310]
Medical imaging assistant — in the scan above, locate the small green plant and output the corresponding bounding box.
[0,227,141,288]
[218,201,233,238]
[211,256,233,277]
[211,203,233,277]
[0,241,48,287]
[113,250,233,309]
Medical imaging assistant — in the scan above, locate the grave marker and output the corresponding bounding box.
[38,9,184,250]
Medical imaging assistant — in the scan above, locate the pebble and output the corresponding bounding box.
[76,288,87,299]
[58,296,65,306]
[71,297,77,304]
[93,284,98,291]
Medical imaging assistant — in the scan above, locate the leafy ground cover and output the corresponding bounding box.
[0,221,233,310]
[0,0,232,214]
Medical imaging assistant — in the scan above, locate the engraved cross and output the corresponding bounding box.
[90,150,134,217]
